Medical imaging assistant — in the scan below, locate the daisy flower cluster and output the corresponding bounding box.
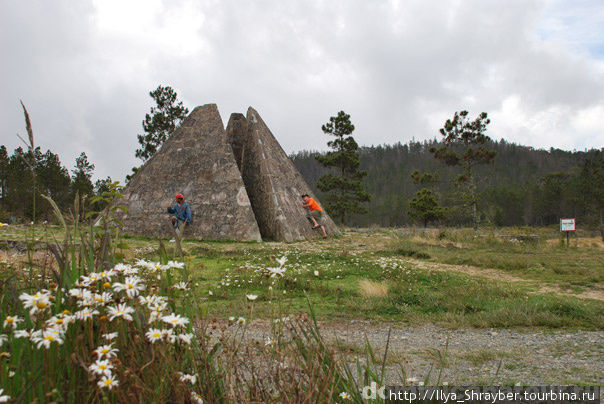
[0,259,203,400]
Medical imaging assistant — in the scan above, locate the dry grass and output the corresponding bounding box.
[359,279,389,298]
[545,237,604,249]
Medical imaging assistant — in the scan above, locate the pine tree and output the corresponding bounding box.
[430,111,495,229]
[71,152,95,199]
[315,111,370,224]
[135,85,189,162]
[408,188,445,227]
[407,170,445,227]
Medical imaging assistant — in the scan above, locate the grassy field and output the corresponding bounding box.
[2,224,602,330]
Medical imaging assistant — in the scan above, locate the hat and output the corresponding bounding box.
[175,193,184,199]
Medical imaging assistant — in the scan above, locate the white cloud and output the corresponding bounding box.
[0,0,602,183]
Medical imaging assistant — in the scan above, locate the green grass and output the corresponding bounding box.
[386,231,604,286]
[3,225,603,330]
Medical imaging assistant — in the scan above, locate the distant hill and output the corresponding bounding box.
[290,139,603,228]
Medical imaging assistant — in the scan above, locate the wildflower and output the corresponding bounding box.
[162,328,176,343]
[172,282,189,291]
[237,317,246,326]
[113,276,145,298]
[79,275,95,286]
[265,337,275,346]
[107,304,134,321]
[3,315,23,330]
[191,392,204,404]
[314,270,319,277]
[0,389,11,402]
[123,267,139,275]
[276,256,287,267]
[103,332,118,341]
[69,288,89,299]
[208,290,213,296]
[406,377,418,384]
[94,343,119,359]
[246,294,258,301]
[75,308,99,321]
[162,313,189,328]
[92,292,114,306]
[31,329,64,349]
[134,259,153,269]
[145,328,164,343]
[167,260,185,269]
[340,391,351,400]
[0,335,6,347]
[46,314,74,331]
[97,374,119,390]
[178,372,197,384]
[113,263,132,272]
[228,316,235,322]
[19,291,52,315]
[177,333,194,344]
[148,310,162,324]
[13,329,34,339]
[88,359,114,376]
[98,269,116,280]
[266,267,286,277]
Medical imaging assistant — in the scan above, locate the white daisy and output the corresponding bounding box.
[3,315,23,330]
[246,294,258,301]
[167,260,185,269]
[145,328,164,343]
[31,329,64,349]
[88,359,114,376]
[103,332,118,341]
[191,392,204,404]
[161,313,189,328]
[178,372,197,384]
[107,304,134,321]
[75,308,99,321]
[266,267,286,277]
[113,276,145,298]
[19,291,52,315]
[172,282,189,291]
[177,333,194,344]
[0,388,11,402]
[94,343,119,359]
[97,374,119,390]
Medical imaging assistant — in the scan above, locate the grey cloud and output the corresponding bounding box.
[1,0,602,183]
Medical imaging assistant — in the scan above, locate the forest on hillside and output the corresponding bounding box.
[291,139,603,229]
[1,138,602,231]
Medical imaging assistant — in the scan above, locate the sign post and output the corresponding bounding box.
[560,218,575,246]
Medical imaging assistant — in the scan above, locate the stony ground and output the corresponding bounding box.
[237,320,604,386]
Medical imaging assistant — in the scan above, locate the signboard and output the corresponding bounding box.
[560,218,576,232]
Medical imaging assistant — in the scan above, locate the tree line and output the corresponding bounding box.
[291,140,603,230]
[0,146,111,222]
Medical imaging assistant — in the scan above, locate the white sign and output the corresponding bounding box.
[560,218,575,232]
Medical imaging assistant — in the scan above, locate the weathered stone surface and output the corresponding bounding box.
[226,107,338,241]
[121,104,262,241]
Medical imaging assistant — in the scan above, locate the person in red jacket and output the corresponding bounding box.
[300,194,328,238]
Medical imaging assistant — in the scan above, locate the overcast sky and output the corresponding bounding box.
[1,0,603,182]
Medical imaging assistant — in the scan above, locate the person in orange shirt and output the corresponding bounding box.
[300,194,328,238]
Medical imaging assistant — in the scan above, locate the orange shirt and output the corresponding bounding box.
[307,198,322,212]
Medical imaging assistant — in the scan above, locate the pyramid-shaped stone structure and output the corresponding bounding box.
[121,104,262,241]
[226,107,338,241]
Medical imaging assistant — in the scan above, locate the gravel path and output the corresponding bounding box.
[239,319,604,386]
